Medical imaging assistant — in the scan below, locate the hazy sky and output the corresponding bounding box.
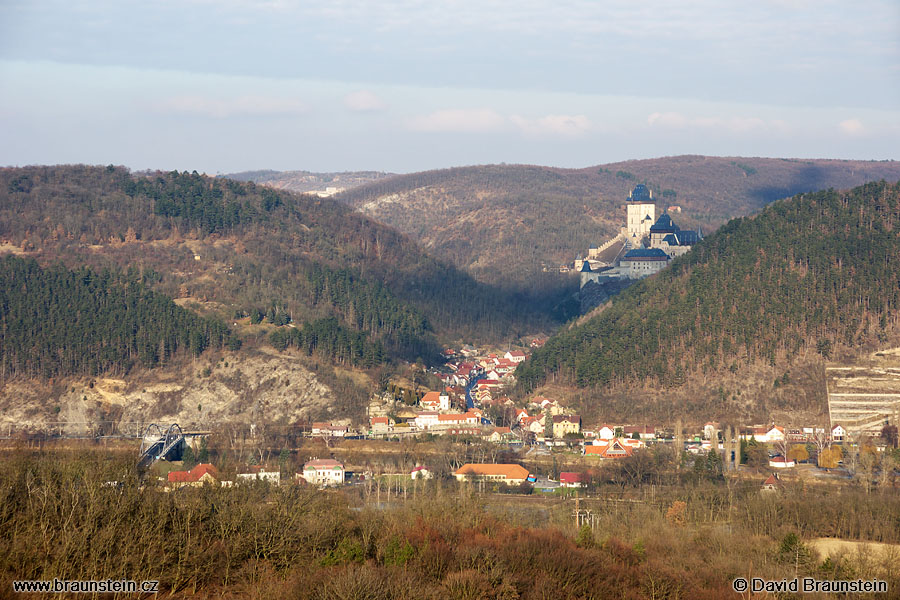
[1,0,898,173]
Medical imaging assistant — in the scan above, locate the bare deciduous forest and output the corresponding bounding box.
[2,450,898,599]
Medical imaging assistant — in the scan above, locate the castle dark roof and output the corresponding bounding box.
[622,248,669,261]
[662,230,702,246]
[650,213,679,233]
[628,184,652,203]
[675,230,701,245]
[580,261,592,272]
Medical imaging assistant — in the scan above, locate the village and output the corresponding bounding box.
[152,338,897,498]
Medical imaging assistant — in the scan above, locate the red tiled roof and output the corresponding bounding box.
[421,391,441,404]
[191,463,219,480]
[559,472,583,484]
[168,463,218,483]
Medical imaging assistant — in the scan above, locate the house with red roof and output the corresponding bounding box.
[167,463,220,487]
[761,474,781,492]
[559,472,584,488]
[521,416,544,435]
[489,427,513,443]
[370,416,394,435]
[623,425,657,440]
[420,390,450,411]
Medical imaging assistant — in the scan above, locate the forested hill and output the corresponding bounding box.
[517,180,900,406]
[326,157,900,283]
[0,256,238,379]
[0,166,554,371]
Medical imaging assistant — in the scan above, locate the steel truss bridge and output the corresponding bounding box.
[137,423,185,470]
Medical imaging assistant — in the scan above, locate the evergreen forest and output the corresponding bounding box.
[0,256,238,378]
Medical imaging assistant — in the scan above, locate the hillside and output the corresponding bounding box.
[0,166,555,368]
[315,157,900,283]
[516,180,900,422]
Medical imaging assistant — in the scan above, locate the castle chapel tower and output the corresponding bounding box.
[625,184,656,242]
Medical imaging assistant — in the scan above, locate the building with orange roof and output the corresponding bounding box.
[420,390,450,411]
[584,439,634,459]
[167,463,220,487]
[454,463,530,484]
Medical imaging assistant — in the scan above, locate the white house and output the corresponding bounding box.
[504,351,527,363]
[596,425,616,440]
[769,456,795,469]
[302,459,344,486]
[741,425,785,444]
[413,412,440,430]
[311,422,348,438]
[832,424,845,442]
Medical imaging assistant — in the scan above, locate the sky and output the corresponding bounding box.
[1,0,898,174]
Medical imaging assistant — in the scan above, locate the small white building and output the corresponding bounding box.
[831,424,845,442]
[413,411,440,430]
[504,351,526,363]
[596,425,616,440]
[410,466,433,480]
[237,470,281,485]
[769,456,795,469]
[302,459,344,486]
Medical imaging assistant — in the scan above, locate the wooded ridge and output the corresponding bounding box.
[518,180,900,402]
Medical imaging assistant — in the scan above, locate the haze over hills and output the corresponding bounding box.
[302,156,900,284]
[516,179,900,424]
[222,170,394,195]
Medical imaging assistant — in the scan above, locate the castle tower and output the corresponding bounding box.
[625,184,656,242]
[580,260,593,288]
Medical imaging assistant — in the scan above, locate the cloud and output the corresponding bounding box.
[839,118,864,135]
[344,90,387,112]
[156,95,308,118]
[510,114,592,137]
[647,111,689,128]
[647,111,780,133]
[407,109,593,137]
[407,108,506,133]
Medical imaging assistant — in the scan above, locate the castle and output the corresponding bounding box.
[577,184,702,290]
